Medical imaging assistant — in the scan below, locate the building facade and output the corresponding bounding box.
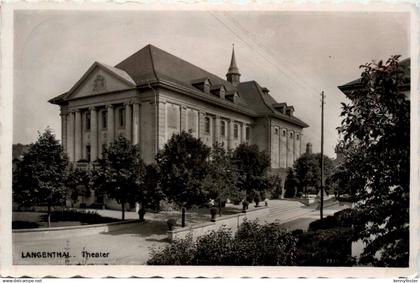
[50,44,309,177]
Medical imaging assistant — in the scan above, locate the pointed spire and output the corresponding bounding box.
[226,44,241,86]
[228,44,239,74]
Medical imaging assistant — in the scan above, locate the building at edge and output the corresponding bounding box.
[49,44,309,183]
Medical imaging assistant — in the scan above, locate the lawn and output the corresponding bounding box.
[12,210,120,229]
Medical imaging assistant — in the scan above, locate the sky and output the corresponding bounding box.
[13,10,410,157]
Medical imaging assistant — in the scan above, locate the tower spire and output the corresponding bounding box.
[226,44,241,86]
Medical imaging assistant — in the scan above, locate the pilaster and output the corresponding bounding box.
[125,102,132,141]
[74,110,82,161]
[132,103,140,145]
[90,106,98,161]
[107,104,115,144]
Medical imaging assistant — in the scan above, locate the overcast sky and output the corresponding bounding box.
[14,10,409,157]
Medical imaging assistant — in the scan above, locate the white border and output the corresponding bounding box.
[0,2,418,278]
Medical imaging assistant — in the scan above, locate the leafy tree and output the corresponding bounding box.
[292,153,335,196]
[203,143,238,214]
[138,163,165,213]
[284,168,299,198]
[64,165,91,207]
[156,131,211,209]
[232,143,271,199]
[265,174,283,199]
[92,135,146,220]
[13,128,69,227]
[337,56,409,266]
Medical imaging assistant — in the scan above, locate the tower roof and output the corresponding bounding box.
[227,44,240,75]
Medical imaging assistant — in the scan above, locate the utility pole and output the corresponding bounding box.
[320,91,325,219]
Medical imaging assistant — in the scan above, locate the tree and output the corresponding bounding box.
[137,163,165,213]
[64,165,91,208]
[156,131,211,209]
[292,153,335,196]
[92,135,146,220]
[13,128,69,227]
[203,143,238,215]
[232,144,271,200]
[337,56,409,266]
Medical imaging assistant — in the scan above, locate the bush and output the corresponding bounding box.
[167,218,177,231]
[265,175,283,199]
[333,208,354,227]
[284,186,296,198]
[12,221,39,229]
[148,220,297,266]
[295,227,355,266]
[147,234,196,265]
[41,210,118,224]
[233,220,297,265]
[308,216,338,231]
[194,228,234,265]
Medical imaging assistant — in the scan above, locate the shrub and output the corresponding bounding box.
[12,221,39,229]
[308,215,338,231]
[147,220,297,266]
[333,208,354,227]
[295,227,355,266]
[41,210,118,224]
[194,228,235,265]
[284,186,296,198]
[233,220,297,265]
[167,218,177,231]
[147,234,196,265]
[254,194,261,207]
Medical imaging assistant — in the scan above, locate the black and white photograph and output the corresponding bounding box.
[1,3,417,278]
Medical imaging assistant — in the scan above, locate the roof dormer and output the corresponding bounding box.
[286,106,295,116]
[191,78,212,93]
[273,103,287,114]
[210,85,226,99]
[226,91,239,103]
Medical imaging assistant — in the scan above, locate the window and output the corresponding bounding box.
[234,124,239,139]
[86,145,91,162]
[282,130,286,137]
[290,132,293,138]
[296,134,300,140]
[119,108,125,128]
[86,112,91,131]
[274,127,279,135]
[102,111,107,129]
[205,117,211,134]
[245,126,250,140]
[187,109,198,134]
[220,121,226,137]
[167,104,180,130]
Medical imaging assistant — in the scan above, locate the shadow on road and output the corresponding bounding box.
[102,219,168,237]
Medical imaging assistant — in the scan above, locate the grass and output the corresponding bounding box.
[12,209,120,229]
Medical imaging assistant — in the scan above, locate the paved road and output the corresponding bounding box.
[13,199,349,265]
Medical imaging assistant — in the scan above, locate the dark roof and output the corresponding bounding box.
[238,81,308,127]
[50,44,308,128]
[115,45,237,93]
[338,58,410,94]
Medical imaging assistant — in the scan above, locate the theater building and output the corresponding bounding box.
[49,44,309,177]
